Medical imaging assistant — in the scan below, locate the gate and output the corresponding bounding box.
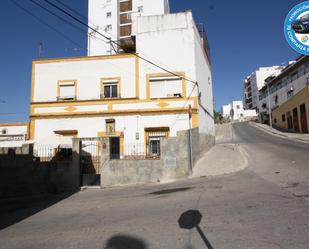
[80,138,103,186]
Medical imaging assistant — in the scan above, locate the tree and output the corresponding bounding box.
[214,111,223,124]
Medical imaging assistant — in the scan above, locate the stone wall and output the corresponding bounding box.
[0,141,80,198]
[101,128,215,187]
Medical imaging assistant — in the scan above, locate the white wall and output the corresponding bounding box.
[133,11,214,135]
[33,56,136,102]
[221,104,231,118]
[33,113,189,147]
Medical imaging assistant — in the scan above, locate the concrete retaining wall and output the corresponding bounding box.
[101,128,215,187]
[0,141,80,198]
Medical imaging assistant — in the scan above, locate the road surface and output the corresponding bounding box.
[0,122,308,249]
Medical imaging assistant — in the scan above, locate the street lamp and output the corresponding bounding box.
[267,82,272,128]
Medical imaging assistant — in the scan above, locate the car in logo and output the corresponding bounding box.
[292,14,309,34]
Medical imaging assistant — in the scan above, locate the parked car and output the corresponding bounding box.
[292,14,309,34]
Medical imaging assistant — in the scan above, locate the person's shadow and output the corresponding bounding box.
[103,235,147,249]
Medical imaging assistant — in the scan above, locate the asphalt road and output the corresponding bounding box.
[0,122,309,249]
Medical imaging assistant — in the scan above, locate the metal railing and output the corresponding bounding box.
[33,145,72,162]
[123,143,160,160]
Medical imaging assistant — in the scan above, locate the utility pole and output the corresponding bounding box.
[188,104,193,173]
[267,82,272,128]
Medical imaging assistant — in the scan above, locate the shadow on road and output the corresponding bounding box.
[148,187,193,195]
[103,235,148,249]
[178,209,214,249]
[0,192,76,231]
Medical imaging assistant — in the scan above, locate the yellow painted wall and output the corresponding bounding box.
[272,85,309,133]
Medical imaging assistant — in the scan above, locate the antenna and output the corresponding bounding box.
[38,42,43,58]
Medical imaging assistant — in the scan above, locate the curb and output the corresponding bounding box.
[249,122,309,144]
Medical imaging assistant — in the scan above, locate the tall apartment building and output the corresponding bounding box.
[243,66,284,110]
[88,0,170,56]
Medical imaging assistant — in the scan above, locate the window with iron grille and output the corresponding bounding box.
[145,127,169,157]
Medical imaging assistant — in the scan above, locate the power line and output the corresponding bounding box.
[11,0,145,86]
[29,0,108,46]
[11,0,87,53]
[42,0,198,85]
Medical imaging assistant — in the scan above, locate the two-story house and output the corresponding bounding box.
[29,11,214,159]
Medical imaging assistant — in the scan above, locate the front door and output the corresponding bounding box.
[293,108,300,132]
[110,137,120,159]
[300,104,308,133]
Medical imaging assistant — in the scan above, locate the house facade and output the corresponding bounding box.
[29,12,214,159]
[258,56,309,130]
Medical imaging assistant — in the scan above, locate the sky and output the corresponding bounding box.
[0,0,303,122]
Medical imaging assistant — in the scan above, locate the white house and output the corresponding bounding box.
[88,0,170,56]
[0,123,28,147]
[29,11,214,159]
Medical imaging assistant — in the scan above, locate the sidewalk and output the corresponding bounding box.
[191,143,248,178]
[250,122,309,143]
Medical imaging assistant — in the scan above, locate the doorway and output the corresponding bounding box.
[300,104,308,133]
[110,137,120,159]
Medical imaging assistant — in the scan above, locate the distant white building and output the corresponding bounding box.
[243,66,284,110]
[88,0,170,56]
[221,101,257,121]
[221,104,231,119]
[0,123,28,147]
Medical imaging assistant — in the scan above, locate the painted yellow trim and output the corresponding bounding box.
[29,119,35,140]
[57,80,77,100]
[31,96,196,107]
[97,131,122,137]
[135,56,139,98]
[30,97,198,115]
[100,77,121,98]
[0,122,29,127]
[30,107,198,118]
[192,113,198,128]
[146,72,187,99]
[30,109,198,120]
[30,61,35,103]
[32,53,136,64]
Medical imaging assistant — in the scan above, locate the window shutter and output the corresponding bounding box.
[59,84,75,99]
[150,80,166,98]
[165,79,182,97]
